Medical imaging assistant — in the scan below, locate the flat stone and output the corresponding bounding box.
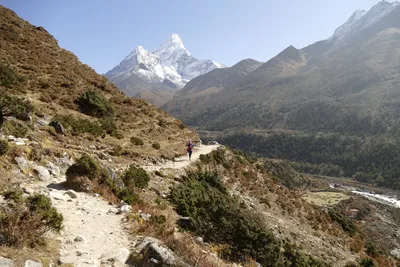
[32,165,51,181]
[64,190,78,199]
[0,257,13,267]
[74,235,84,242]
[24,260,42,267]
[100,248,130,264]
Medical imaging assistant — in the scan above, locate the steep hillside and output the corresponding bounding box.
[0,6,198,161]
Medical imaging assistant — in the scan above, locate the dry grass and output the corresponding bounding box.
[0,238,59,267]
[302,192,350,206]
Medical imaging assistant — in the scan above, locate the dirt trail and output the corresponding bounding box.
[142,144,221,172]
[35,144,221,266]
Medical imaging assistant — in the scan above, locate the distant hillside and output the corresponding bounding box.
[172,59,263,100]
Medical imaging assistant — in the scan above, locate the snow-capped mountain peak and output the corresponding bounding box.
[330,0,400,41]
[106,34,224,92]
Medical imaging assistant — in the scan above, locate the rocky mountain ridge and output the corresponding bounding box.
[105,34,224,106]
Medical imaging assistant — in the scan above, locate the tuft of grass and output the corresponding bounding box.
[1,120,28,138]
[152,142,160,150]
[0,140,9,156]
[0,95,33,123]
[130,136,144,146]
[0,63,24,88]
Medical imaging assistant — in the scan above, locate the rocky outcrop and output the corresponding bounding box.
[134,237,190,267]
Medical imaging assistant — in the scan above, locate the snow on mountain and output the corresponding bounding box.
[329,1,400,42]
[106,34,224,89]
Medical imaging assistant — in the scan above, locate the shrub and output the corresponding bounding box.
[99,116,117,135]
[1,120,28,137]
[76,90,114,117]
[152,142,160,150]
[53,115,104,137]
[169,171,329,266]
[0,95,33,122]
[131,136,144,146]
[0,63,24,88]
[328,209,357,236]
[365,242,379,257]
[0,189,63,247]
[0,140,9,156]
[122,165,150,189]
[66,154,101,191]
[359,258,375,267]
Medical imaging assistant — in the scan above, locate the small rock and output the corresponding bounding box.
[32,165,51,181]
[49,121,66,135]
[37,119,49,126]
[0,257,13,267]
[24,260,42,267]
[119,205,132,214]
[74,235,84,242]
[140,213,152,221]
[64,190,78,199]
[196,237,204,243]
[23,187,35,195]
[46,162,60,176]
[15,156,29,172]
[108,208,119,215]
[15,138,25,146]
[100,248,130,265]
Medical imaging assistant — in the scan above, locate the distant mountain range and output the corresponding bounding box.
[105,34,224,106]
[164,0,400,136]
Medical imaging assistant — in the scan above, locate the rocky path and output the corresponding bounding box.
[142,144,221,172]
[33,144,221,266]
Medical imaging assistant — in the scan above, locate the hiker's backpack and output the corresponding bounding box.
[187,143,193,151]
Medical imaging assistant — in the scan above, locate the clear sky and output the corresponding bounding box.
[0,0,385,74]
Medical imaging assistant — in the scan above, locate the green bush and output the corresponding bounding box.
[152,142,160,150]
[66,154,101,180]
[365,242,379,257]
[169,171,329,266]
[53,115,104,137]
[122,165,150,189]
[131,136,144,146]
[0,140,9,156]
[328,209,357,236]
[359,258,375,267]
[0,95,33,122]
[1,120,28,138]
[0,63,24,88]
[0,189,63,247]
[99,116,117,135]
[76,91,114,117]
[66,154,102,191]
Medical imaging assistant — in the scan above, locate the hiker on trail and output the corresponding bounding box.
[186,140,194,161]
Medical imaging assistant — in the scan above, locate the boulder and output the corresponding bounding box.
[100,248,130,265]
[49,121,65,135]
[64,189,78,199]
[0,257,13,267]
[24,260,42,267]
[15,156,29,172]
[37,119,49,126]
[74,235,84,242]
[135,237,189,267]
[32,166,51,181]
[46,162,60,176]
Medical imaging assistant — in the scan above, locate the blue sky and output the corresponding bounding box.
[0,0,384,74]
